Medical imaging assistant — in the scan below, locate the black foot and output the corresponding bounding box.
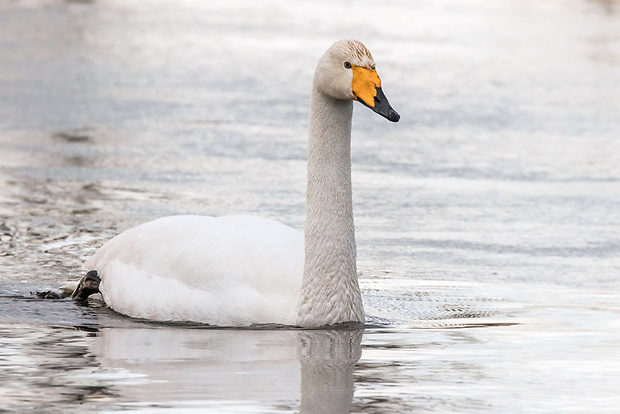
[35,290,63,299]
[71,270,101,302]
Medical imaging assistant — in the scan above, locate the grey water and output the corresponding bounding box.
[1,0,619,412]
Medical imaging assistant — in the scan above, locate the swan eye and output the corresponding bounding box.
[371,64,376,70]
[344,61,352,69]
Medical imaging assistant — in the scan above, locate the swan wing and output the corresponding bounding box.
[85,215,304,325]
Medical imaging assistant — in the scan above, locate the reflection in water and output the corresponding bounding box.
[93,319,363,412]
[0,324,109,411]
[298,329,363,414]
[1,285,365,412]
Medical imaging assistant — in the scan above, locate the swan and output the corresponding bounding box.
[75,39,400,327]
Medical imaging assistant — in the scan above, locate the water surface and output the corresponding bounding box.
[1,0,619,412]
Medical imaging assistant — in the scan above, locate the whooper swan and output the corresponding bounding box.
[73,39,400,328]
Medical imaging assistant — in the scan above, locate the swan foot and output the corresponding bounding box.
[34,290,64,299]
[71,270,101,302]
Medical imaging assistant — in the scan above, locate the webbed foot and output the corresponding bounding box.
[35,290,63,299]
[71,270,101,302]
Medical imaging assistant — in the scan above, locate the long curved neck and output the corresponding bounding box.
[296,85,364,327]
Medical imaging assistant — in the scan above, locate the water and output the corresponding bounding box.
[1,0,619,412]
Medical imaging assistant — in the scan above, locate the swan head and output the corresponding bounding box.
[314,39,400,122]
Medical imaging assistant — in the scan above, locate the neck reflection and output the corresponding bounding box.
[92,318,363,412]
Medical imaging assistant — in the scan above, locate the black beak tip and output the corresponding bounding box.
[358,87,401,123]
[370,87,400,122]
[387,109,400,123]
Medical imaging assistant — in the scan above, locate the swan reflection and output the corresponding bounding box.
[93,323,363,413]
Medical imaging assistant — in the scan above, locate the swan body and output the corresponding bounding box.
[86,216,304,325]
[82,39,399,327]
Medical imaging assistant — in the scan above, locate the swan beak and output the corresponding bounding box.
[370,87,400,122]
[352,66,400,123]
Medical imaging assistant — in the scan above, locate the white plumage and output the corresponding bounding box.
[84,39,399,327]
[86,216,303,325]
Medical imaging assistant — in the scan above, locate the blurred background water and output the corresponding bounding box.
[0,0,619,412]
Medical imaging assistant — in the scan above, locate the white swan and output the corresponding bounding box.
[79,39,399,327]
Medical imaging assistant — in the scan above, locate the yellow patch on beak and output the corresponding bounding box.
[352,66,382,107]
